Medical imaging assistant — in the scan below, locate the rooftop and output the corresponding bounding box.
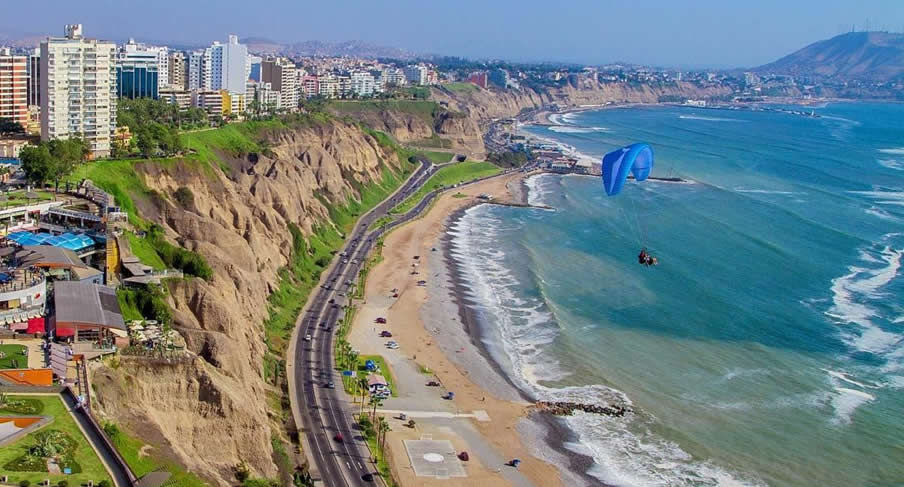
[53,281,125,330]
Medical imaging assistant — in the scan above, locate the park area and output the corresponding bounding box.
[390,161,501,214]
[0,395,112,485]
[0,344,28,369]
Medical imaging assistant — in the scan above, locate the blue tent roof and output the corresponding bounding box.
[6,231,96,252]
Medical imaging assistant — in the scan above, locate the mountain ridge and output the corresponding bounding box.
[754,31,904,82]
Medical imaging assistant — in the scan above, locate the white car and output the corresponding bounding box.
[386,342,399,349]
[304,334,312,342]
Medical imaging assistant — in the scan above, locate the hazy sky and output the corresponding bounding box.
[2,0,903,68]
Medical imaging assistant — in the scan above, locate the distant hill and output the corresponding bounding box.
[754,31,904,82]
[243,38,417,60]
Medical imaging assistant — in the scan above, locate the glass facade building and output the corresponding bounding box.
[116,65,158,99]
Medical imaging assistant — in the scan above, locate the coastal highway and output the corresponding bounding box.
[289,157,436,486]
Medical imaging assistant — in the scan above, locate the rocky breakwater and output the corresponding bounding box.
[91,120,404,486]
[533,400,633,418]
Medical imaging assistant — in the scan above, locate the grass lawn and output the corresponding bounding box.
[126,231,167,270]
[391,161,501,214]
[357,354,397,397]
[103,422,207,487]
[417,150,455,164]
[0,395,112,485]
[0,344,27,369]
[415,133,454,149]
[443,82,479,94]
[0,189,55,208]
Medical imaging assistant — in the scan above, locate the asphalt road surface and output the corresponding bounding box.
[291,158,436,486]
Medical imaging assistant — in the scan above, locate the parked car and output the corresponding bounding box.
[375,317,387,324]
[325,381,335,389]
[380,331,393,337]
[426,381,440,387]
[386,343,400,350]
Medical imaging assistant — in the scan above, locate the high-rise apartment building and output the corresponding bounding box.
[26,48,40,108]
[155,47,169,89]
[187,49,212,91]
[209,35,247,94]
[261,57,297,109]
[351,71,375,97]
[403,65,428,85]
[247,55,261,82]
[0,48,28,126]
[168,51,186,90]
[40,24,117,157]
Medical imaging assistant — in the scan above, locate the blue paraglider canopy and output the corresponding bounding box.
[601,143,654,196]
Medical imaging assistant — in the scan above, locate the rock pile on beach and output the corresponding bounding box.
[533,400,632,417]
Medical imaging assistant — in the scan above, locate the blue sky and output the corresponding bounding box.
[2,0,903,68]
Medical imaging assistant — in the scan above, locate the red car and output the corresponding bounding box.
[334,433,343,443]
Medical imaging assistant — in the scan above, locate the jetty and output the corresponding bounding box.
[532,400,633,418]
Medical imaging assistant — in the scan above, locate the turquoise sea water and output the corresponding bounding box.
[448,103,904,486]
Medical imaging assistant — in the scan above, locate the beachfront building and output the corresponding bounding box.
[247,55,262,82]
[0,48,28,127]
[301,75,319,99]
[381,68,406,88]
[246,80,279,114]
[192,90,225,117]
[40,24,117,157]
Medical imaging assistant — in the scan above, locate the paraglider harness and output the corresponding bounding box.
[638,248,657,267]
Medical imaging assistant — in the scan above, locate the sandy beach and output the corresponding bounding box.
[347,172,585,487]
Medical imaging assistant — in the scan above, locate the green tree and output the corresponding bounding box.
[0,118,25,134]
[19,144,54,185]
[47,138,87,192]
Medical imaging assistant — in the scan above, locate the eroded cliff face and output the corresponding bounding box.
[90,121,401,485]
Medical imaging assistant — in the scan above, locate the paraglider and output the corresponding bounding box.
[601,142,654,196]
[602,143,657,266]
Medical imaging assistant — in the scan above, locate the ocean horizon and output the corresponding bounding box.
[448,103,904,486]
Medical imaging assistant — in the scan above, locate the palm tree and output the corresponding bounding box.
[358,376,369,408]
[370,396,384,424]
[378,417,391,453]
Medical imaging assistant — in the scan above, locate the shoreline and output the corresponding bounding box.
[441,199,607,487]
[347,172,604,487]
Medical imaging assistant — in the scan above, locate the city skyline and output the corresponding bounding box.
[2,0,903,68]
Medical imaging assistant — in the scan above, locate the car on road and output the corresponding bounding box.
[380,331,393,337]
[325,381,335,389]
[328,298,335,304]
[361,473,374,482]
[304,334,312,341]
[334,433,343,443]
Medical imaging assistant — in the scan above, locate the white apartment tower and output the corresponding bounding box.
[40,25,117,157]
[209,35,247,94]
[187,49,212,91]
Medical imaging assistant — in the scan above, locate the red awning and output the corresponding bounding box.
[56,327,75,337]
[26,317,45,334]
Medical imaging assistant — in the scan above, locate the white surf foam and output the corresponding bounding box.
[878,159,904,171]
[679,114,742,122]
[734,188,801,195]
[878,147,904,155]
[823,369,878,389]
[865,206,899,221]
[548,126,610,134]
[449,201,763,487]
[829,387,875,425]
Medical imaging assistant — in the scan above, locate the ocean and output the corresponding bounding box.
[447,103,904,487]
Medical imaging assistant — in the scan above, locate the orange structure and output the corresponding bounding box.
[0,368,53,386]
[0,48,28,126]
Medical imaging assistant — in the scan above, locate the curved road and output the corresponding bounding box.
[288,157,515,486]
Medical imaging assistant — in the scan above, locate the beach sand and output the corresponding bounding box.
[348,172,570,487]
